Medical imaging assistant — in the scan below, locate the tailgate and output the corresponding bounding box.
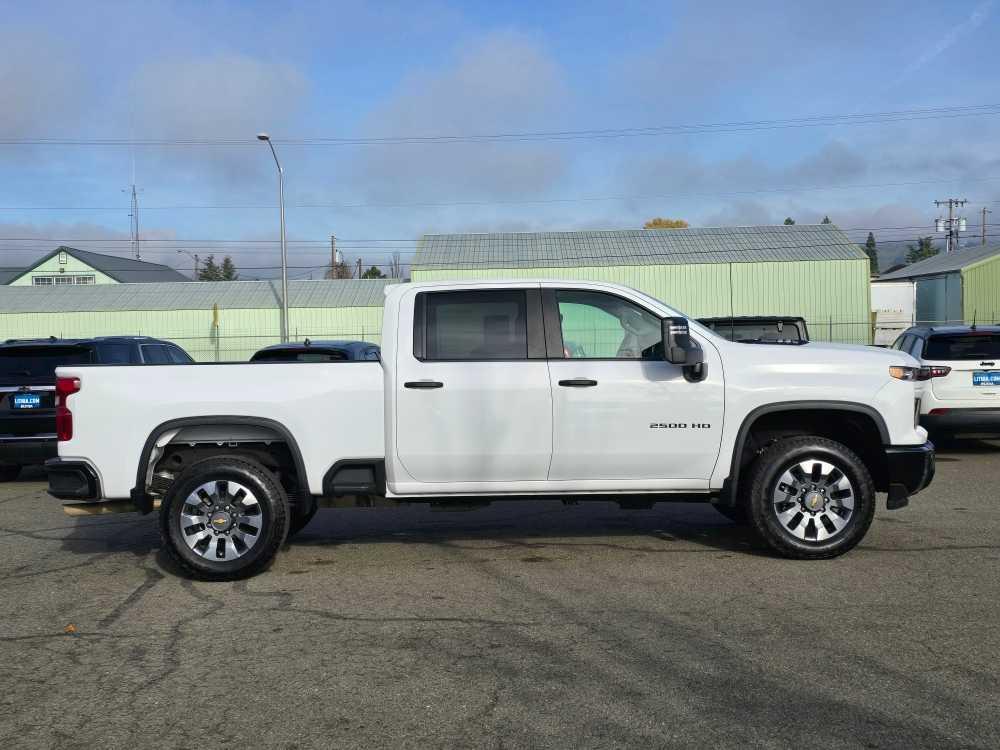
[924,333,1000,402]
[0,385,57,436]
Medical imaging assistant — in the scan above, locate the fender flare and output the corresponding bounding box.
[130,415,309,514]
[723,401,890,503]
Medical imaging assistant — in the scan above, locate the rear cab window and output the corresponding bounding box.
[924,334,1000,361]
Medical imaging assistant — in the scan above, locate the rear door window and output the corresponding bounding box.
[924,334,1000,360]
[167,346,193,364]
[421,290,528,361]
[95,343,138,364]
[140,345,171,364]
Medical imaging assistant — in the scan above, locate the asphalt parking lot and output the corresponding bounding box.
[2,438,999,749]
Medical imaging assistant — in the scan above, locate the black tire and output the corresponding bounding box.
[0,464,21,482]
[746,436,875,559]
[712,501,749,524]
[159,456,289,580]
[287,501,318,538]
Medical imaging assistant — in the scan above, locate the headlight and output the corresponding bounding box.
[889,366,919,381]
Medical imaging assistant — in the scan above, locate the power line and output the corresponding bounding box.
[0,224,996,249]
[2,103,999,147]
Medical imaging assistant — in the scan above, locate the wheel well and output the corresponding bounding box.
[733,409,888,497]
[136,419,309,514]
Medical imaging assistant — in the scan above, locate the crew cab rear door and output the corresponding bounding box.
[543,287,725,484]
[394,286,552,483]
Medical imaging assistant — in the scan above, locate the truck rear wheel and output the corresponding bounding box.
[159,456,289,580]
[746,436,875,559]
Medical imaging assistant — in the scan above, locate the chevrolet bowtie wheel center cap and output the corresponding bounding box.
[209,510,234,533]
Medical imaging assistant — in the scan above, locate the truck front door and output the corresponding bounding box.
[545,288,725,485]
[395,287,553,484]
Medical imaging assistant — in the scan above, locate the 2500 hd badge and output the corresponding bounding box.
[650,423,712,429]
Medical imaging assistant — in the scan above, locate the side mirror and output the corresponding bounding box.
[661,317,703,366]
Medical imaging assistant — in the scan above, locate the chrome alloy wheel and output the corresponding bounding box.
[771,458,855,542]
[180,480,263,561]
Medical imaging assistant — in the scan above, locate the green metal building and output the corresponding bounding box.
[874,244,1000,325]
[411,225,873,343]
[2,246,189,286]
[0,279,395,361]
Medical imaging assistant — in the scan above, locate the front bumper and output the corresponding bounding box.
[45,459,102,501]
[883,442,935,510]
[0,435,57,465]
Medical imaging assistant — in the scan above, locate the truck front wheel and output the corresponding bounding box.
[159,456,289,580]
[747,436,875,559]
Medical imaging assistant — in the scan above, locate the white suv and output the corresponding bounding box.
[892,325,1000,434]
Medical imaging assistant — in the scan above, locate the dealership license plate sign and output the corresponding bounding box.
[972,371,1000,386]
[12,393,41,409]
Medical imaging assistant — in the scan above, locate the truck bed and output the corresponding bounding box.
[56,362,385,499]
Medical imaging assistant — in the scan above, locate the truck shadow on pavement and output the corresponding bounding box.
[54,501,771,567]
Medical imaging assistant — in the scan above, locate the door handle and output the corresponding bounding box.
[404,380,444,389]
[558,378,598,387]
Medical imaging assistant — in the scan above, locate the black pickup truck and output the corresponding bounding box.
[0,336,193,480]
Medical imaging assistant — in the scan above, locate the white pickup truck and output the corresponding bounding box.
[48,280,935,579]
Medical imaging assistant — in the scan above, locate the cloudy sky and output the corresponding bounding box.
[1,0,998,277]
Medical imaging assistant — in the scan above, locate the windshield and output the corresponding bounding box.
[924,334,1000,361]
[0,346,92,379]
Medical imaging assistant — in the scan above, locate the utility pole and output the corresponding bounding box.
[983,207,992,246]
[934,198,967,254]
[356,258,362,278]
[330,235,337,270]
[123,184,142,259]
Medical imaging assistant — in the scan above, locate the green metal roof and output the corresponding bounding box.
[0,278,397,314]
[875,244,1000,281]
[413,224,866,271]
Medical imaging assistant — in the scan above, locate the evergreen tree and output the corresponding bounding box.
[864,232,879,275]
[905,237,938,265]
[197,255,221,281]
[361,265,385,279]
[197,255,238,281]
[220,256,239,280]
[821,216,832,224]
[783,217,795,225]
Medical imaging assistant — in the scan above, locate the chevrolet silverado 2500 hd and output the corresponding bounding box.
[48,280,935,579]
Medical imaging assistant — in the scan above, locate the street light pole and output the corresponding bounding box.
[257,133,289,343]
[176,250,200,279]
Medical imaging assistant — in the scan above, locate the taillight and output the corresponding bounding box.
[55,377,80,442]
[925,366,952,379]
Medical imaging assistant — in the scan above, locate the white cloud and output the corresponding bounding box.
[349,31,571,201]
[127,54,309,186]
